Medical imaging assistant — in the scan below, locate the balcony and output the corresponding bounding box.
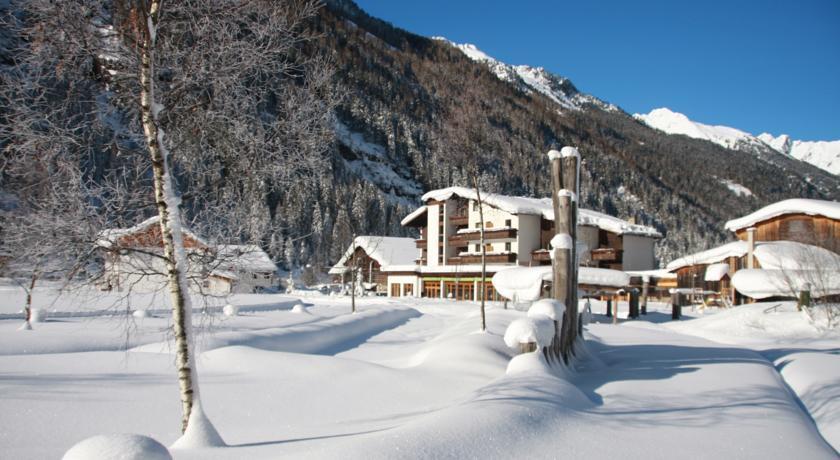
[415,239,427,249]
[590,248,623,262]
[448,253,517,265]
[448,228,517,244]
[531,249,551,262]
[449,214,469,226]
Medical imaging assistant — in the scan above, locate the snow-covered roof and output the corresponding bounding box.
[332,236,422,272]
[704,263,730,282]
[212,245,277,278]
[491,265,630,302]
[416,187,661,237]
[97,215,208,249]
[724,199,840,232]
[400,205,427,226]
[624,269,677,281]
[732,269,840,300]
[666,240,840,272]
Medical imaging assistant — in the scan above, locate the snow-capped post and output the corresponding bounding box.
[606,298,612,317]
[528,299,566,357]
[560,146,581,342]
[133,1,222,443]
[747,227,756,269]
[641,276,650,315]
[613,290,624,325]
[547,148,575,361]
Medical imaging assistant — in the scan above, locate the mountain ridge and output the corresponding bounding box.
[635,107,840,176]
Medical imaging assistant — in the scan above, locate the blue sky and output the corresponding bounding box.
[354,0,840,141]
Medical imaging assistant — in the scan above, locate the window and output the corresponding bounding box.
[472,201,478,211]
[505,219,511,227]
[485,222,493,228]
[505,242,511,251]
[475,244,480,252]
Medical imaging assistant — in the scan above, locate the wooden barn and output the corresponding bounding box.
[725,198,840,254]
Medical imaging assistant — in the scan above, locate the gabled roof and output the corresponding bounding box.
[97,215,208,249]
[213,245,277,278]
[666,240,840,272]
[330,236,421,274]
[724,198,840,232]
[414,187,662,238]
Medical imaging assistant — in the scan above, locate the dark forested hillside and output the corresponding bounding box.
[310,0,839,265]
[2,0,837,272]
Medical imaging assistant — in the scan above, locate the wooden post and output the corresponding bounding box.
[560,148,580,344]
[797,283,811,311]
[548,150,567,361]
[672,292,682,320]
[520,341,537,354]
[641,278,649,315]
[606,298,612,317]
[629,288,640,319]
[612,294,619,324]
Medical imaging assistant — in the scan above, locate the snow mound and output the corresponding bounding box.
[506,349,552,375]
[63,433,172,460]
[222,304,239,317]
[30,308,47,323]
[132,309,150,318]
[527,299,566,321]
[290,303,309,314]
[170,403,225,449]
[504,317,554,348]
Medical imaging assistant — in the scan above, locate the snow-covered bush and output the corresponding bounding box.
[222,304,239,317]
[527,299,566,321]
[63,434,172,460]
[504,317,555,350]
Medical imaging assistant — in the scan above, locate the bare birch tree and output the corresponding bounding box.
[2,0,337,444]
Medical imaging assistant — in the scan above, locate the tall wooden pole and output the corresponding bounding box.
[548,150,565,361]
[548,148,579,362]
[560,148,580,343]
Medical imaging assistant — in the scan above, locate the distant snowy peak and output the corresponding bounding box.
[635,108,840,176]
[758,133,840,176]
[634,108,767,153]
[433,37,619,113]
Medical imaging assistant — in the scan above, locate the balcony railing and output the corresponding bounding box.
[448,228,517,245]
[590,248,623,262]
[448,253,517,265]
[530,249,551,262]
[449,214,469,226]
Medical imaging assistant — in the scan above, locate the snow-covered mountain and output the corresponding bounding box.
[635,108,840,176]
[434,38,618,113]
[756,133,840,177]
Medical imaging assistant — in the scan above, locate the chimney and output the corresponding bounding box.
[746,227,756,269]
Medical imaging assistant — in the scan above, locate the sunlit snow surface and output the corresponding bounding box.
[0,286,837,459]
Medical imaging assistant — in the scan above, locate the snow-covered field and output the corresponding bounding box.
[1,289,838,459]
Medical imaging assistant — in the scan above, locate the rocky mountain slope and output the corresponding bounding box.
[316,0,839,265]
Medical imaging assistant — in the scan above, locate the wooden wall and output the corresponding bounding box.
[735,214,840,253]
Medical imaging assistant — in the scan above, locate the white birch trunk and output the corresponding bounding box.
[139,1,222,445]
[473,175,487,332]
